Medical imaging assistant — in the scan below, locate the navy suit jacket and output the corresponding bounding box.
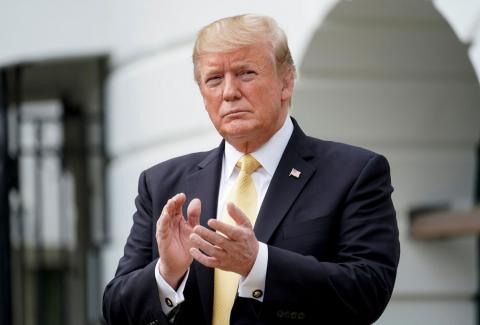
[103,119,400,325]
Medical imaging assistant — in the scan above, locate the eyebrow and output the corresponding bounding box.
[202,68,223,79]
[232,63,255,71]
[202,61,257,74]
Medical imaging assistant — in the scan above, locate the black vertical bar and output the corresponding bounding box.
[99,57,109,245]
[475,141,480,203]
[476,142,480,325]
[0,70,12,325]
[34,120,44,325]
[93,57,107,323]
[14,65,25,325]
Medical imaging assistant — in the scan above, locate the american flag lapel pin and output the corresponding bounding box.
[289,168,301,178]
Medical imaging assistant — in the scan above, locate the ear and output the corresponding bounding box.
[281,69,295,101]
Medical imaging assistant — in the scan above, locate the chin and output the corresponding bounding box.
[224,118,254,131]
[221,122,258,141]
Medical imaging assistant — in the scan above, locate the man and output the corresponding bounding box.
[103,14,400,325]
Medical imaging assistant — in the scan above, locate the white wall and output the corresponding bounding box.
[296,0,480,323]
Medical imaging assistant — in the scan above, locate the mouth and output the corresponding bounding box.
[221,109,251,118]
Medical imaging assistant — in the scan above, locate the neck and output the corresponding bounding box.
[229,114,289,153]
[231,141,257,154]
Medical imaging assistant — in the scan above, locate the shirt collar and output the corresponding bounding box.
[223,115,294,177]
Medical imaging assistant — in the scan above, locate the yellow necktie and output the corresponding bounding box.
[212,154,261,325]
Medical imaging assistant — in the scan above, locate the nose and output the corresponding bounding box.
[223,74,241,101]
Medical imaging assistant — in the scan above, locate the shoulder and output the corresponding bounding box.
[143,150,216,180]
[290,118,386,168]
[305,134,378,159]
[302,135,390,176]
[135,148,221,199]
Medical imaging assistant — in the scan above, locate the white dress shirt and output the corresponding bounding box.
[155,116,294,315]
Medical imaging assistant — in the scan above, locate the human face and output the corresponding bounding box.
[196,43,294,153]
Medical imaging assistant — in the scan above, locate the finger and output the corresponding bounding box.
[189,248,218,268]
[158,197,175,226]
[207,219,241,240]
[158,193,186,232]
[189,233,224,257]
[157,199,174,240]
[164,194,186,228]
[169,193,186,217]
[187,198,201,228]
[227,202,252,229]
[193,225,228,247]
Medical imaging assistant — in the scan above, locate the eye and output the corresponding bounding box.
[239,70,256,80]
[205,76,223,87]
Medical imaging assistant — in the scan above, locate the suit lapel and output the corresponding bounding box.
[183,120,316,321]
[254,121,316,243]
[186,142,224,325]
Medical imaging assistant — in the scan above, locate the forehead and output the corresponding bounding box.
[196,43,275,71]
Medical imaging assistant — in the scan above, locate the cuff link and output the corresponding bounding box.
[165,297,174,308]
[252,289,263,299]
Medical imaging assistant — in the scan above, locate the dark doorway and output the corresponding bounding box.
[1,56,107,325]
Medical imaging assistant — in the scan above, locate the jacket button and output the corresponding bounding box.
[252,289,263,299]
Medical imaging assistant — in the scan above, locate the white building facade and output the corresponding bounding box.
[1,0,480,324]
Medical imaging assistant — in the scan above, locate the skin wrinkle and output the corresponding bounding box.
[197,43,294,154]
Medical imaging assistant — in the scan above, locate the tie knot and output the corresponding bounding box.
[237,154,261,175]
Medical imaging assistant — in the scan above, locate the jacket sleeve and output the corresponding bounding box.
[262,154,400,324]
[102,171,171,325]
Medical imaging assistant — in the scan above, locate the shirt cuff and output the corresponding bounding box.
[238,242,268,302]
[154,259,189,314]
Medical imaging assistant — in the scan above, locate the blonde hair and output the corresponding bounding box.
[193,14,296,82]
